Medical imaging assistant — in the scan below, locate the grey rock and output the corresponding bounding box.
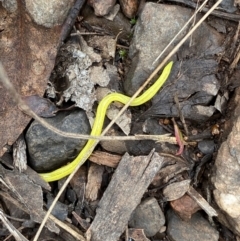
[126,119,178,156]
[22,220,36,228]
[82,5,131,39]
[100,139,127,154]
[219,0,237,13]
[1,0,17,12]
[26,110,90,172]
[143,118,168,135]
[167,209,219,241]
[129,197,165,237]
[46,193,68,221]
[25,0,74,28]
[163,180,191,201]
[89,0,116,16]
[124,2,223,96]
[141,59,220,123]
[198,140,215,154]
[212,87,240,235]
[208,19,227,34]
[66,188,77,203]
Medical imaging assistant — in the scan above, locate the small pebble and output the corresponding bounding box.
[198,140,215,154]
[129,197,165,237]
[167,209,219,241]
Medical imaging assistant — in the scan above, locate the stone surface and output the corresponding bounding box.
[124,2,223,96]
[100,129,128,154]
[163,180,191,201]
[129,197,165,237]
[26,110,90,172]
[198,140,215,154]
[167,209,219,241]
[25,0,75,28]
[142,59,220,123]
[82,5,131,39]
[119,0,139,18]
[46,193,68,221]
[88,0,116,16]
[219,0,237,13]
[1,0,17,12]
[212,87,240,235]
[126,119,178,156]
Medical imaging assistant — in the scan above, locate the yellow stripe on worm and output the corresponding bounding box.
[39,61,173,182]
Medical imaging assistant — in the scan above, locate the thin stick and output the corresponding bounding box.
[3,226,26,241]
[152,0,208,65]
[229,48,240,72]
[0,64,174,143]
[189,0,199,47]
[116,44,129,49]
[187,186,218,217]
[71,32,104,36]
[102,0,223,138]
[229,25,240,73]
[33,1,223,239]
[167,0,240,22]
[0,210,28,241]
[49,214,86,241]
[229,21,240,58]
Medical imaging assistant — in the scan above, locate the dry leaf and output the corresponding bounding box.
[23,166,51,191]
[23,95,58,117]
[90,66,110,87]
[0,1,68,156]
[79,36,102,63]
[62,48,96,112]
[0,164,59,233]
[88,35,116,59]
[214,91,229,113]
[107,105,132,135]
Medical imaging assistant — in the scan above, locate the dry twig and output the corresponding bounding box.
[0,64,174,143]
[187,186,218,217]
[0,209,28,241]
[167,0,240,22]
[49,215,86,241]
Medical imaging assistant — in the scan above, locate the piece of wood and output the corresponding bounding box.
[86,150,164,241]
[187,186,218,217]
[86,163,104,201]
[89,151,121,168]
